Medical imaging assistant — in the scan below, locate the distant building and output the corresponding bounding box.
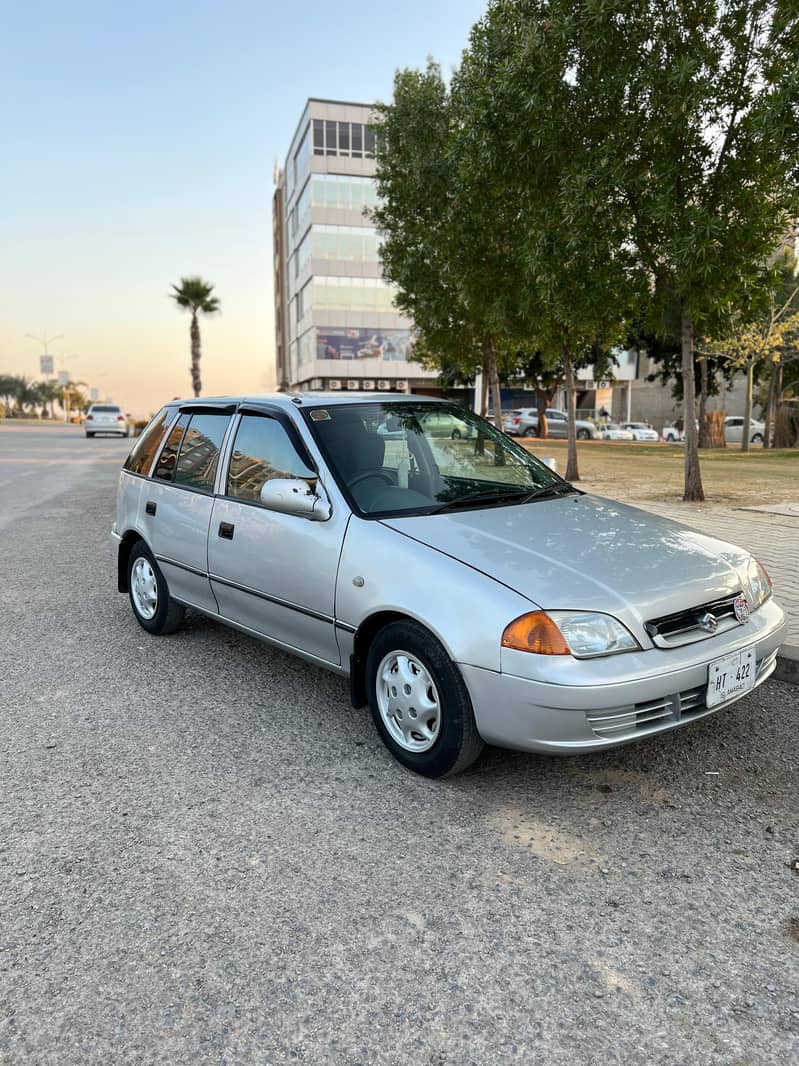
[273,99,439,395]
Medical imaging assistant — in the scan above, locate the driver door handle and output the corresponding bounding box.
[218,522,235,540]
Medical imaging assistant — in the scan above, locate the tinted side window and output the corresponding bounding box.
[154,414,190,481]
[174,414,230,492]
[227,416,315,502]
[124,407,175,475]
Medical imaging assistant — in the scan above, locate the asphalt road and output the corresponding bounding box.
[1,423,797,1065]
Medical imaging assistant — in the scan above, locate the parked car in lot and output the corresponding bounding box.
[114,394,785,778]
[503,407,598,439]
[600,423,635,441]
[661,421,683,443]
[85,403,128,438]
[724,415,765,445]
[622,422,660,442]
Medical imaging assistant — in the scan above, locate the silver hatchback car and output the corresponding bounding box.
[113,394,785,778]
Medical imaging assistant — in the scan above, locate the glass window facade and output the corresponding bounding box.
[312,118,376,159]
[311,174,378,211]
[312,225,380,262]
[312,276,396,312]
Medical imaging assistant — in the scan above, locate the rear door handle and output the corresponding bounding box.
[145,501,156,516]
[218,522,235,540]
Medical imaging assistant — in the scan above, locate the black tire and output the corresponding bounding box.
[86,432,94,438]
[365,621,484,778]
[751,433,763,444]
[577,428,590,440]
[451,428,462,440]
[127,541,185,635]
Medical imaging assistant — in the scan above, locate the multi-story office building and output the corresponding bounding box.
[273,98,438,394]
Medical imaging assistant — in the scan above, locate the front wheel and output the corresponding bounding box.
[127,542,185,635]
[751,433,763,444]
[366,621,484,778]
[577,428,590,440]
[85,432,94,438]
[451,428,462,440]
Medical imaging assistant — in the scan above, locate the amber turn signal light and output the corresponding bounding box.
[501,612,571,655]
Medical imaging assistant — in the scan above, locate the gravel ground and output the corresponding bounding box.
[1,431,798,1064]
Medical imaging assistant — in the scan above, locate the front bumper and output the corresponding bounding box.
[460,600,787,754]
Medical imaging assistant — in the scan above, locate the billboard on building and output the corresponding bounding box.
[316,328,411,361]
[39,355,54,375]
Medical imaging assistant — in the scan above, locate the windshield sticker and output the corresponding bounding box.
[310,410,331,421]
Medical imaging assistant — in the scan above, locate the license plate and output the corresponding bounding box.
[706,648,756,708]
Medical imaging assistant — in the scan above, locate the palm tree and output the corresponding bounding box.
[169,276,220,397]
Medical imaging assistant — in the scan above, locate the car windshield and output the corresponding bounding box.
[305,401,568,517]
[92,405,121,413]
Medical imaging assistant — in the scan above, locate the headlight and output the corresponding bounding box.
[743,557,772,609]
[502,610,640,658]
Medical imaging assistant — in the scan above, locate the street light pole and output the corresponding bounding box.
[25,332,64,380]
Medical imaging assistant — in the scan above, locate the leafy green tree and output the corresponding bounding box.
[591,0,798,497]
[169,276,220,397]
[373,63,529,426]
[461,0,798,496]
[455,4,644,480]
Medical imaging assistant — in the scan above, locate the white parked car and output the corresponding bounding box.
[622,422,660,442]
[85,404,129,438]
[600,424,635,441]
[724,416,765,445]
[661,422,683,443]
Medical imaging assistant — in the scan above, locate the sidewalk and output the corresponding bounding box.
[630,497,799,681]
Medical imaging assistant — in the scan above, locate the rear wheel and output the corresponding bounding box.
[86,432,94,438]
[127,542,185,635]
[577,428,590,440]
[366,621,484,778]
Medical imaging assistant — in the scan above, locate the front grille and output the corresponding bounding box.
[585,650,777,741]
[645,594,745,649]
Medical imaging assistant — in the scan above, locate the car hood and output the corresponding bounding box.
[382,494,749,627]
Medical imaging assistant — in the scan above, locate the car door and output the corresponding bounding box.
[725,417,742,443]
[546,410,568,438]
[207,409,347,666]
[144,408,233,613]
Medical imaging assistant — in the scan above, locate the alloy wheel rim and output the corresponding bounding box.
[131,557,158,620]
[376,650,441,753]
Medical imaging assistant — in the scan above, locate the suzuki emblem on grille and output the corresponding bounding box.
[699,611,718,633]
[734,594,750,624]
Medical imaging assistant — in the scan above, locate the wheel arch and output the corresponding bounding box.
[117,530,145,593]
[349,610,440,709]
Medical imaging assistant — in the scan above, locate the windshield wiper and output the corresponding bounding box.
[519,480,577,503]
[431,488,531,514]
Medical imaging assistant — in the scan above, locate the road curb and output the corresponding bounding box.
[775,645,799,685]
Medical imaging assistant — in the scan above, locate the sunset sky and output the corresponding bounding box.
[0,0,485,418]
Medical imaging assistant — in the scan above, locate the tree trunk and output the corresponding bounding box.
[534,388,549,438]
[485,336,502,429]
[681,304,704,501]
[563,344,579,482]
[698,355,709,448]
[190,311,202,397]
[741,359,754,454]
[763,361,777,449]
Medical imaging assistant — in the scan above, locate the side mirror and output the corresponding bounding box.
[259,478,332,521]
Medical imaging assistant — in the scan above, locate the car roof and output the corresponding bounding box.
[163,392,452,411]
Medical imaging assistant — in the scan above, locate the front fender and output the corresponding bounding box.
[335,518,534,671]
